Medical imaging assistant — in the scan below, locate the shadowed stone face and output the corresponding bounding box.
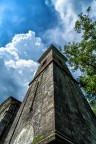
[14,125,34,144]
[0,97,21,144]
[3,46,96,144]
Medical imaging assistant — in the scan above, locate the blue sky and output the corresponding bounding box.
[0,0,96,103]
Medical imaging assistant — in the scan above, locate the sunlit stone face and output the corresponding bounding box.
[14,125,34,144]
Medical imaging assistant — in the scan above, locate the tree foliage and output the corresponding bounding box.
[64,8,96,98]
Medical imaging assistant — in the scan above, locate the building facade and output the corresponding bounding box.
[0,97,21,144]
[1,45,96,144]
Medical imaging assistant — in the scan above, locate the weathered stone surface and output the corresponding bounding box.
[5,61,55,144]
[0,96,21,144]
[53,62,96,144]
[4,45,96,144]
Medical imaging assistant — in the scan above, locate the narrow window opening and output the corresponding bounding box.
[30,82,39,111]
[41,59,47,67]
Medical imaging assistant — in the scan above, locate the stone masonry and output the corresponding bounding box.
[4,45,96,144]
[0,96,21,144]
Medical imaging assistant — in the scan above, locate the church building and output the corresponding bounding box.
[0,45,96,144]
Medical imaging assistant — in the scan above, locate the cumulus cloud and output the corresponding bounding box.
[43,0,95,46]
[0,31,45,103]
[1,0,96,104]
[43,0,79,45]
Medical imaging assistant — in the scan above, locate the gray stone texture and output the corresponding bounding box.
[0,97,21,144]
[4,45,96,144]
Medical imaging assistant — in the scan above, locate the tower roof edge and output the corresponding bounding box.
[38,44,67,63]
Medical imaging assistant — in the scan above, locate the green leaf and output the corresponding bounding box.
[64,7,96,99]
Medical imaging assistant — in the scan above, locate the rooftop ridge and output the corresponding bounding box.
[0,96,21,108]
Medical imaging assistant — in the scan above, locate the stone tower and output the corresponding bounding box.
[0,96,21,144]
[4,45,96,144]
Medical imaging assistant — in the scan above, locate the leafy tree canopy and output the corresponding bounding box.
[64,7,96,98]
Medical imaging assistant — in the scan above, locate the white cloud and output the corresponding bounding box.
[42,27,81,46]
[44,0,90,81]
[43,0,82,46]
[1,31,45,61]
[52,0,77,24]
[90,0,96,19]
[44,0,96,46]
[5,59,38,69]
[0,31,45,103]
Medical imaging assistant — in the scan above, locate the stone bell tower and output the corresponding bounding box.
[4,45,96,144]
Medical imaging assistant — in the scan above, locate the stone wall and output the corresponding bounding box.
[5,62,55,144]
[4,45,96,144]
[53,54,96,144]
[0,97,21,144]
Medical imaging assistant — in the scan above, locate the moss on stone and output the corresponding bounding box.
[33,135,43,144]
